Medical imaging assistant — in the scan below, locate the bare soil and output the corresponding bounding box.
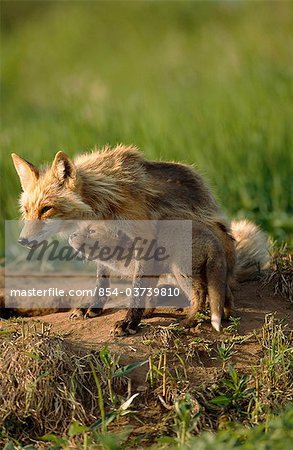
[17,280,293,382]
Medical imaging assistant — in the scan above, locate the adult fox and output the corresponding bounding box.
[11,145,269,335]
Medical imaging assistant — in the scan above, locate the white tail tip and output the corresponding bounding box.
[211,314,221,332]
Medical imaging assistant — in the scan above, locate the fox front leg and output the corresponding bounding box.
[112,272,159,337]
[112,226,159,336]
[70,266,110,320]
[112,274,147,336]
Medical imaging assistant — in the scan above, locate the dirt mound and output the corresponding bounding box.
[0,322,130,441]
[0,278,292,446]
[18,280,291,360]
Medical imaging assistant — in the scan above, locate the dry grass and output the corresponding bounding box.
[0,321,127,443]
[264,244,293,303]
[0,313,292,448]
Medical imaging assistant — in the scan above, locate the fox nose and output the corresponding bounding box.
[18,238,28,246]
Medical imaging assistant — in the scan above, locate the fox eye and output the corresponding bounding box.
[41,206,52,215]
[88,228,96,234]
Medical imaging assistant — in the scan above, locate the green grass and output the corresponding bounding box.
[3,407,293,449]
[1,1,293,254]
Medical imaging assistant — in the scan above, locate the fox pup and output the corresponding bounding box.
[68,220,232,334]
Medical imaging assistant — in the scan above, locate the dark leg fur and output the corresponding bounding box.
[70,268,110,319]
[112,275,159,336]
[223,285,234,319]
[180,278,207,328]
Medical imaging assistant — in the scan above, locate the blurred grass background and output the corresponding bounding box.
[1,0,292,254]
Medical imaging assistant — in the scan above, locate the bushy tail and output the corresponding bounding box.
[231,219,271,282]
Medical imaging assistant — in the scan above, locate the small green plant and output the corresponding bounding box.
[174,353,188,382]
[98,346,120,403]
[147,352,164,389]
[224,317,241,334]
[173,395,200,447]
[216,342,237,368]
[89,393,139,431]
[193,312,210,327]
[211,365,254,414]
[96,346,147,406]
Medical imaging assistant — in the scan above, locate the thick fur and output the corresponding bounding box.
[10,145,270,331]
[69,221,232,333]
[231,219,270,282]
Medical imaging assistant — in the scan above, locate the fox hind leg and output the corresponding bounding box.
[206,261,226,332]
[179,259,226,332]
[223,285,234,320]
[179,277,207,328]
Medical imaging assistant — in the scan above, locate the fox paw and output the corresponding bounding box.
[69,307,104,320]
[111,320,138,337]
[84,308,104,318]
[69,308,86,320]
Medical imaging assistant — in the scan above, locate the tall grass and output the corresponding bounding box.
[1,1,292,254]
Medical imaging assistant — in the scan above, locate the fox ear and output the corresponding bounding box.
[11,153,39,191]
[51,151,76,184]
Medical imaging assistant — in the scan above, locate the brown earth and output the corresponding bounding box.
[4,279,291,384]
[0,277,292,445]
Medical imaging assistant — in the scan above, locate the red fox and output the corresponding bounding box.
[10,145,270,334]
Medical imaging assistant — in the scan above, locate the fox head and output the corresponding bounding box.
[11,151,93,245]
